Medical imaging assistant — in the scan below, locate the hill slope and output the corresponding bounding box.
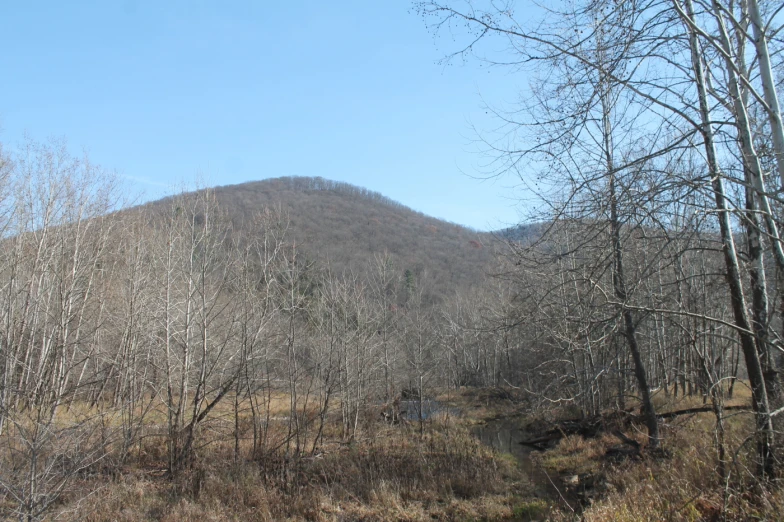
[154,177,497,300]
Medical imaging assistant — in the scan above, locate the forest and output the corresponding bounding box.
[2,0,784,520]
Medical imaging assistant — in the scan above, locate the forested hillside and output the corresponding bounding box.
[202,176,494,301]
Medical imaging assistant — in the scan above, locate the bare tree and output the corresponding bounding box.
[416,0,784,469]
[0,139,121,520]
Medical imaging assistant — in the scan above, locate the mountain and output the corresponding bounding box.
[495,222,546,244]
[148,176,498,301]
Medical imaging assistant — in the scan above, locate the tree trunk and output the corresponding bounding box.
[679,0,774,475]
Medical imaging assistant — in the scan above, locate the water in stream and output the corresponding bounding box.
[399,399,459,421]
[399,400,572,507]
[473,419,572,506]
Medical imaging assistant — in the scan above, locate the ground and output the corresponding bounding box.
[28,387,784,521]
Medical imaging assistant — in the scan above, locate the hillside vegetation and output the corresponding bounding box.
[146,176,496,304]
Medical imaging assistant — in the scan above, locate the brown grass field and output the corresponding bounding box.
[11,385,784,521]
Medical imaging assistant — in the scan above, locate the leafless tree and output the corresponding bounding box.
[416,0,784,472]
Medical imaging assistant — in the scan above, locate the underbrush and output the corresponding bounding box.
[579,416,784,521]
[16,388,784,521]
[538,393,784,521]
[63,418,534,521]
[437,387,529,423]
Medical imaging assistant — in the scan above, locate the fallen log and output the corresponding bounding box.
[519,405,748,448]
[518,434,561,449]
[656,405,746,420]
[610,429,640,450]
[519,416,604,448]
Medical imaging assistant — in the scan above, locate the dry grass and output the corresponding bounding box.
[56,415,538,521]
[434,387,528,423]
[14,387,783,521]
[539,389,784,521]
[535,433,618,476]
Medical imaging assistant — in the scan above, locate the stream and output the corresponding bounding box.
[399,399,459,421]
[399,399,577,508]
[472,418,568,503]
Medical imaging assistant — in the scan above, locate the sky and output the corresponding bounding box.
[0,1,533,231]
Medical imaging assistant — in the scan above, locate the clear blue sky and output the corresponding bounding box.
[0,1,531,231]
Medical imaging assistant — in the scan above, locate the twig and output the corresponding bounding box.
[541,466,575,513]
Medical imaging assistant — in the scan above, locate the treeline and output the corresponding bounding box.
[278,176,413,212]
[212,175,482,233]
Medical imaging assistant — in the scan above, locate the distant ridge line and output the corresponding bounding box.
[213,176,481,232]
